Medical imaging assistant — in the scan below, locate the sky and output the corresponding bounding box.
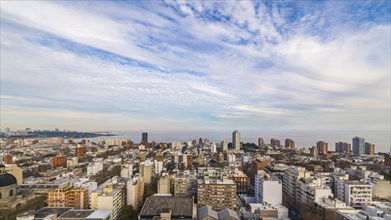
[1,1,390,150]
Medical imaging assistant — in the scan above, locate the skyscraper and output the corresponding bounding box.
[352,137,365,155]
[232,130,240,151]
[221,140,228,152]
[316,141,328,154]
[335,142,351,153]
[285,138,295,148]
[258,138,264,148]
[142,132,148,143]
[270,138,280,147]
[365,142,375,155]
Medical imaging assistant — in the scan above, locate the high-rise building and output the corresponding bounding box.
[127,175,144,210]
[48,181,73,208]
[142,132,148,143]
[141,161,153,184]
[232,171,249,194]
[285,138,295,148]
[197,179,237,211]
[310,146,318,158]
[154,160,163,175]
[335,142,351,153]
[91,184,124,220]
[336,181,372,208]
[282,166,311,209]
[232,130,240,151]
[211,143,217,153]
[283,166,332,210]
[173,173,190,196]
[365,142,375,155]
[255,171,282,206]
[258,138,264,148]
[69,187,89,209]
[158,174,171,194]
[221,140,228,152]
[316,141,328,155]
[352,137,365,155]
[121,163,133,178]
[270,138,280,147]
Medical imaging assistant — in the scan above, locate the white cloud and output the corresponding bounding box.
[0,1,389,149]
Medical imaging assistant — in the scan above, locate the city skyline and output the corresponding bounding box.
[1,2,390,145]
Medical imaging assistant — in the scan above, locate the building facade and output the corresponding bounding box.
[255,171,282,206]
[352,137,365,156]
[197,179,237,211]
[232,130,240,151]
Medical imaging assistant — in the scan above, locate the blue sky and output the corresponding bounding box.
[1,1,390,148]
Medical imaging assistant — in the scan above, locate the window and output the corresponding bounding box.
[10,189,14,197]
[0,192,2,199]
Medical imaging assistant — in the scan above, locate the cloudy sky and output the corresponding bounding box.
[1,1,390,148]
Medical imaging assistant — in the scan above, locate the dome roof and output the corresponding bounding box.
[0,173,17,187]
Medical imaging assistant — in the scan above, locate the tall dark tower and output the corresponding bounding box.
[142,132,148,143]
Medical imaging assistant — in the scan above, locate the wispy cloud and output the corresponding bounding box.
[1,0,390,142]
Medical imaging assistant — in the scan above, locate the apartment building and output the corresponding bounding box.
[126,175,144,210]
[48,181,88,209]
[344,182,372,208]
[91,184,124,220]
[157,174,171,194]
[255,171,282,206]
[197,178,237,211]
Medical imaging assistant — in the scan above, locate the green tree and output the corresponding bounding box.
[119,205,138,220]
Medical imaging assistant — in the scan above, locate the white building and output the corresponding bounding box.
[154,160,163,175]
[282,166,311,204]
[344,182,372,208]
[333,174,350,200]
[120,163,133,178]
[211,143,217,153]
[283,166,333,209]
[87,159,104,176]
[296,178,333,205]
[228,154,236,164]
[255,171,282,206]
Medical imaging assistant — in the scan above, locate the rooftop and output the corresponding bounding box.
[139,195,193,219]
[86,210,112,219]
[34,207,72,219]
[59,210,94,219]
